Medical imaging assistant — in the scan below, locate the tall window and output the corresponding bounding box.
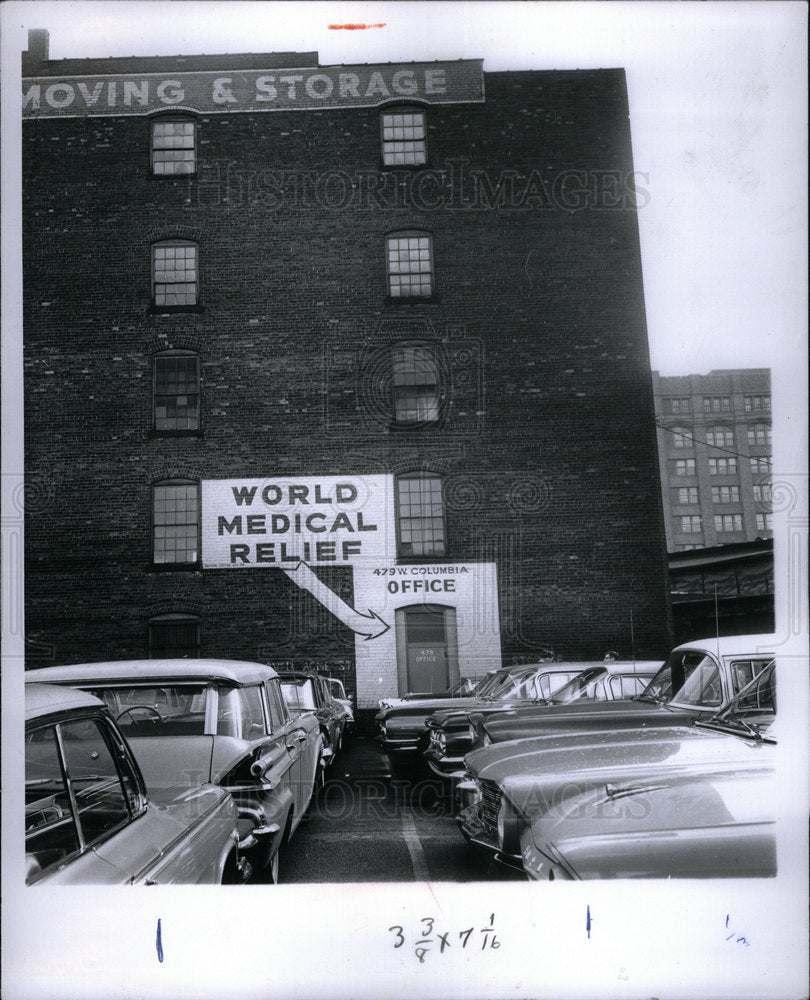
[667,397,690,414]
[703,396,731,412]
[753,483,772,503]
[396,473,445,556]
[706,425,734,448]
[386,232,433,298]
[750,456,772,473]
[715,514,743,533]
[748,423,771,446]
[673,487,698,504]
[151,117,196,175]
[152,480,199,565]
[152,240,198,307]
[756,513,773,532]
[673,459,696,476]
[149,613,201,657]
[381,108,427,166]
[744,395,770,412]
[679,516,702,534]
[153,351,200,430]
[671,426,693,449]
[392,345,440,423]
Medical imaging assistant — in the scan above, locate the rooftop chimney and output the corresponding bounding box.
[23,29,49,74]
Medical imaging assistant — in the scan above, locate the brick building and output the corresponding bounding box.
[22,30,672,717]
[652,369,773,551]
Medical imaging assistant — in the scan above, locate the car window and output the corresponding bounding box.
[265,679,289,731]
[91,684,208,736]
[327,679,347,700]
[730,665,776,714]
[729,658,773,693]
[238,685,268,739]
[26,724,81,880]
[609,674,649,698]
[643,652,723,707]
[281,679,317,712]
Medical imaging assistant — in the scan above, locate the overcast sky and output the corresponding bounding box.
[2,0,807,378]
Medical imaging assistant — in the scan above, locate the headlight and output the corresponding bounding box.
[497,796,522,856]
[455,775,482,810]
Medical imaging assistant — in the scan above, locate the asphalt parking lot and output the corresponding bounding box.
[280,736,522,883]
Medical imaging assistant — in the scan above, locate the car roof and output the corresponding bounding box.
[671,634,776,657]
[25,682,105,722]
[27,658,279,687]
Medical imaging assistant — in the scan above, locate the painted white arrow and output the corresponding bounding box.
[282,561,391,640]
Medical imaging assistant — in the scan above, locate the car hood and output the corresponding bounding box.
[525,764,776,879]
[481,698,688,741]
[427,700,546,729]
[467,725,776,817]
[378,695,494,721]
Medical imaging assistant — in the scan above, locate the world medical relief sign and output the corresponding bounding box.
[22,60,484,118]
[201,475,396,568]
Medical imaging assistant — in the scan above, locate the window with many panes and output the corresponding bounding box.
[396,472,445,556]
[744,395,770,412]
[711,485,740,503]
[152,480,199,565]
[706,425,734,448]
[386,232,433,298]
[747,423,771,446]
[715,514,743,532]
[392,345,440,423]
[703,396,731,412]
[673,459,696,476]
[153,351,200,430]
[381,107,427,165]
[750,456,772,473]
[679,516,702,533]
[673,487,698,504]
[667,397,690,413]
[151,117,196,175]
[753,483,772,503]
[756,513,773,531]
[149,613,201,657]
[152,240,198,307]
[709,457,737,474]
[671,426,693,448]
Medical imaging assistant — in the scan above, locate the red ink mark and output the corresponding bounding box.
[328,23,387,30]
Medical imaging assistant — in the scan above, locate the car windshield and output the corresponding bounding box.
[549,668,606,703]
[638,651,724,707]
[88,684,209,736]
[470,672,502,698]
[696,661,776,740]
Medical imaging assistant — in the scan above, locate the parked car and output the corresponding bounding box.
[457,658,777,874]
[279,671,346,763]
[324,676,355,737]
[378,676,478,711]
[25,683,241,885]
[474,634,776,749]
[27,659,324,883]
[424,660,661,778]
[376,662,588,756]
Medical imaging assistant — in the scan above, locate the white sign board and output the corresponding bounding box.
[201,475,395,567]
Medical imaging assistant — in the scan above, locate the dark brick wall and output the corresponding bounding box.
[23,66,672,678]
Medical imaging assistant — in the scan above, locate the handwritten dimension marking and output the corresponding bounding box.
[155,918,164,963]
[586,905,592,939]
[329,23,387,30]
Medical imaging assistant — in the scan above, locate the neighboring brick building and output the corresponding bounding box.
[652,369,773,551]
[22,30,672,715]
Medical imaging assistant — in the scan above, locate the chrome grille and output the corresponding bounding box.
[479,779,501,838]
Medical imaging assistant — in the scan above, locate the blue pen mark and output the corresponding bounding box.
[156,918,164,963]
[586,905,592,939]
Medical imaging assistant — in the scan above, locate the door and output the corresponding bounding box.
[396,604,458,695]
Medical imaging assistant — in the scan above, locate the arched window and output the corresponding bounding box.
[153,350,200,431]
[671,425,693,449]
[392,344,440,424]
[152,239,198,307]
[152,479,199,565]
[380,106,427,166]
[148,613,201,658]
[151,116,197,175]
[705,425,735,448]
[748,423,771,446]
[386,230,433,298]
[396,472,445,556]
